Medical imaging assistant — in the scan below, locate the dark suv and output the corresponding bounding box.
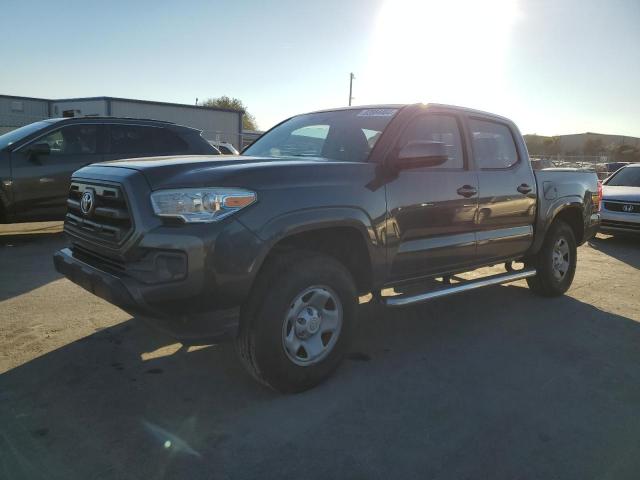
[0,117,219,223]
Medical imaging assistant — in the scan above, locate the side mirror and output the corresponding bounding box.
[29,142,51,157]
[391,141,449,170]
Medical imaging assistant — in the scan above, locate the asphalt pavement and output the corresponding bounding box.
[1,222,639,480]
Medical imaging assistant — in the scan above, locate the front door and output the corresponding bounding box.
[386,113,479,282]
[11,124,103,220]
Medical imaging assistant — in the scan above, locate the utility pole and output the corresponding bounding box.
[348,73,355,106]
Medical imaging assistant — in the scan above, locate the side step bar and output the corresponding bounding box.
[383,269,537,307]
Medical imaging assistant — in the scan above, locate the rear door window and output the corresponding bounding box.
[109,125,156,155]
[469,119,519,169]
[153,128,189,153]
[108,125,190,155]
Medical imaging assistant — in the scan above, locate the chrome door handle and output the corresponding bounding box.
[517,183,532,194]
[457,185,477,198]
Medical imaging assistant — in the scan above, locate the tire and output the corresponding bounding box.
[236,251,357,393]
[526,220,577,296]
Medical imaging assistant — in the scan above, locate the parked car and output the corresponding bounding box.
[605,162,631,174]
[0,117,218,223]
[53,103,600,392]
[208,140,239,155]
[600,163,640,234]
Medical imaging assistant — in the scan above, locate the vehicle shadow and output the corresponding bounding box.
[588,233,640,270]
[2,285,640,479]
[0,223,66,302]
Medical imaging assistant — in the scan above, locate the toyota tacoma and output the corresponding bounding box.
[53,104,601,392]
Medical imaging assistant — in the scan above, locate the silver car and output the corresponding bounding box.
[600,163,640,234]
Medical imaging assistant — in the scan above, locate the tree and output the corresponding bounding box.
[201,96,258,131]
[542,136,561,155]
[524,134,545,155]
[524,134,561,156]
[610,144,640,162]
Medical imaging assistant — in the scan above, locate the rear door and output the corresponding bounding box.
[468,117,537,261]
[11,124,104,219]
[386,113,479,281]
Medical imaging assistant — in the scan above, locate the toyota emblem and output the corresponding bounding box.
[80,190,95,216]
[622,204,634,213]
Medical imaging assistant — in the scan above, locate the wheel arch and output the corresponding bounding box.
[251,208,384,295]
[529,199,586,254]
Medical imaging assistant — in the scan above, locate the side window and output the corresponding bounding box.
[109,125,156,155]
[469,119,518,169]
[399,115,463,169]
[40,125,98,155]
[154,128,189,153]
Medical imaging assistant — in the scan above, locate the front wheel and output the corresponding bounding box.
[236,252,357,393]
[526,220,577,296]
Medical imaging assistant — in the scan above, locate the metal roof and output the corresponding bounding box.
[0,94,243,114]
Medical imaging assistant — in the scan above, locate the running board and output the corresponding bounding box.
[383,269,537,307]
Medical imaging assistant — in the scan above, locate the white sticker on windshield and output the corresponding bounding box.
[357,108,398,117]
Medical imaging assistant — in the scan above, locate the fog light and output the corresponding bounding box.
[155,254,187,281]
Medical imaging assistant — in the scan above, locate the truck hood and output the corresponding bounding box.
[602,185,640,202]
[94,155,349,190]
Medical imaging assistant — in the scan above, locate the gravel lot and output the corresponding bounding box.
[1,222,639,480]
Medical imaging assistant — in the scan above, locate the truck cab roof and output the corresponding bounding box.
[308,103,515,124]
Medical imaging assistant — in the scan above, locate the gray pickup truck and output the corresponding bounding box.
[54,103,601,392]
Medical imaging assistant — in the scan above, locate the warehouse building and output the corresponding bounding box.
[0,94,244,149]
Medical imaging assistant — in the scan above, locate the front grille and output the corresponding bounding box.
[603,200,640,213]
[65,181,133,247]
[601,219,640,231]
[72,244,126,273]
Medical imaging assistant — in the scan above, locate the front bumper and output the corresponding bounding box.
[584,212,601,242]
[53,247,241,340]
[54,166,269,340]
[600,210,640,234]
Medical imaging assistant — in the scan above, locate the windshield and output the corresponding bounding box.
[0,120,56,150]
[606,166,640,187]
[243,108,398,162]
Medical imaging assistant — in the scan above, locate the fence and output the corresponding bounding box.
[530,155,618,179]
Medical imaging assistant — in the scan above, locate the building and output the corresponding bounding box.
[241,129,264,149]
[0,94,244,149]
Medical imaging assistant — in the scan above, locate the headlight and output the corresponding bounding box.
[150,188,256,223]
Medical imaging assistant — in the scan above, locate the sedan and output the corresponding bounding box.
[600,163,640,235]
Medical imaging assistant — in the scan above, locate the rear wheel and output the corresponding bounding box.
[526,220,577,296]
[236,252,357,393]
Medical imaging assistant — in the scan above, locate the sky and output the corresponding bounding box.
[2,0,639,136]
